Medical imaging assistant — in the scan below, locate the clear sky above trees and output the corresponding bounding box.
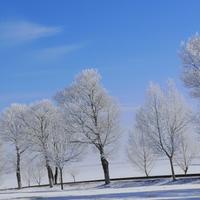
[1,0,200,114]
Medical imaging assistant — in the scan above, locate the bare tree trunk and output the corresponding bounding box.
[46,164,54,188]
[54,167,58,185]
[184,167,188,175]
[28,180,30,187]
[38,174,41,186]
[72,175,75,183]
[16,147,22,189]
[169,157,176,181]
[100,155,110,185]
[144,160,149,177]
[144,169,149,177]
[59,167,64,190]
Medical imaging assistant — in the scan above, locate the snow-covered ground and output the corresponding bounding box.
[1,178,200,200]
[2,157,200,189]
[1,156,200,199]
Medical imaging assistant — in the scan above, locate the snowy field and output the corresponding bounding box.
[1,159,200,199]
[1,178,200,200]
[2,158,200,189]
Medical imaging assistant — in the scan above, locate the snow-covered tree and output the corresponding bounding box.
[31,159,45,186]
[0,143,5,180]
[55,69,120,185]
[179,34,200,176]
[0,104,28,189]
[67,167,79,183]
[21,100,57,188]
[180,34,200,98]
[50,111,83,190]
[22,154,45,186]
[136,81,190,180]
[175,132,195,175]
[22,162,32,187]
[127,127,155,177]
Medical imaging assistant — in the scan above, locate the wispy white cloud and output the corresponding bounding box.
[0,20,62,45]
[34,43,84,61]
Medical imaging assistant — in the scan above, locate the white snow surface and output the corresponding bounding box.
[1,156,200,199]
[2,158,200,189]
[1,178,200,200]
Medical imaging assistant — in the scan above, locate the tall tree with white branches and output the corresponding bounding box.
[180,33,200,98]
[22,153,45,187]
[0,104,28,189]
[135,81,190,180]
[21,100,57,188]
[127,127,155,177]
[175,132,195,175]
[55,69,120,185]
[50,111,83,190]
[180,35,200,173]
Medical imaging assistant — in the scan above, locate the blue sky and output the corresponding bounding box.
[1,0,200,117]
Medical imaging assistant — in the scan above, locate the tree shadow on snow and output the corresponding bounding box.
[32,188,200,200]
[96,177,200,190]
